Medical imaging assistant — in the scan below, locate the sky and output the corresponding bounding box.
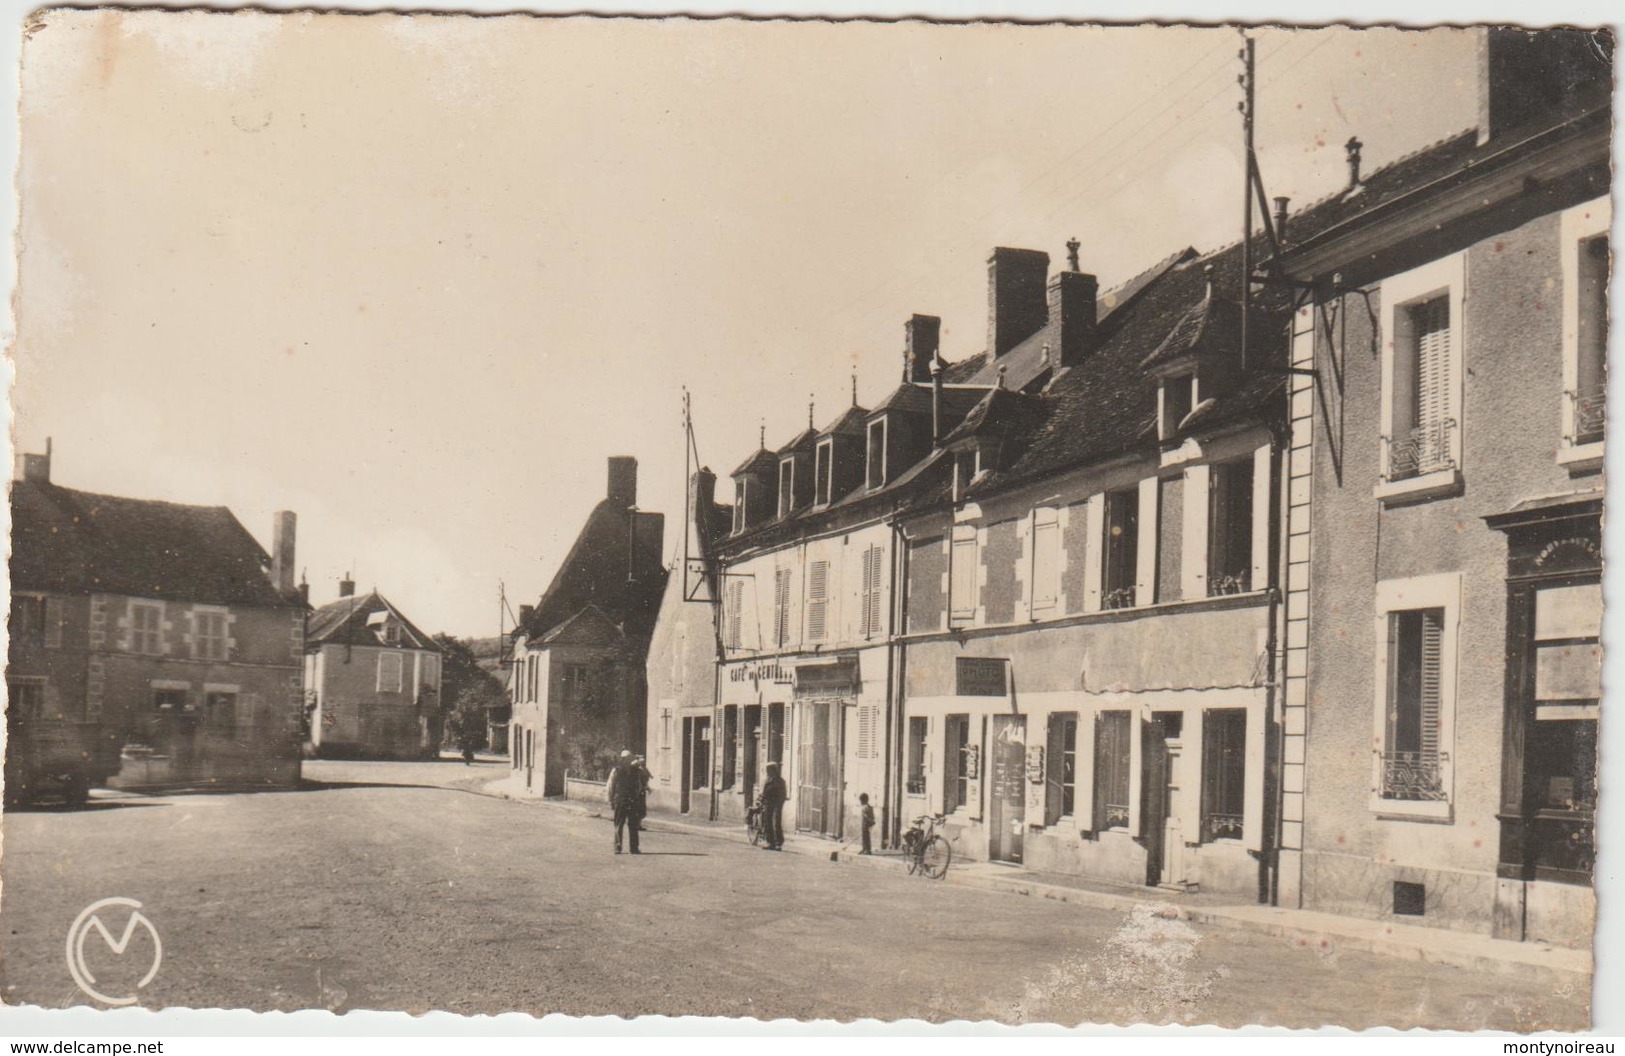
[12,12,1487,637]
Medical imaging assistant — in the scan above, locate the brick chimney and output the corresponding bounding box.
[903,314,941,383]
[1477,27,1613,146]
[987,247,1050,358]
[339,573,355,598]
[270,511,297,596]
[13,438,51,484]
[1047,269,1099,368]
[607,456,638,508]
[688,466,721,549]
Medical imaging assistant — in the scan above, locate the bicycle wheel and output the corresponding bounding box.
[901,831,921,874]
[747,813,762,846]
[919,834,952,879]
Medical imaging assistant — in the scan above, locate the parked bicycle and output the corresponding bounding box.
[900,812,951,879]
[745,803,764,846]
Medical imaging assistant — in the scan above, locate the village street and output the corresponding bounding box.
[0,758,1586,1030]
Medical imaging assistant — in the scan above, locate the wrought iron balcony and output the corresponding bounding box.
[1208,571,1250,597]
[906,776,926,796]
[1204,812,1244,842]
[1101,802,1130,829]
[1101,587,1136,611]
[1380,750,1447,801]
[1386,420,1457,481]
[1573,385,1606,445]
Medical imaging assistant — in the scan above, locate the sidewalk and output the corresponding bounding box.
[487,778,1593,986]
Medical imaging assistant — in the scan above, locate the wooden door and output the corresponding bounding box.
[742,705,761,807]
[989,716,1026,863]
[1142,717,1170,886]
[795,700,842,836]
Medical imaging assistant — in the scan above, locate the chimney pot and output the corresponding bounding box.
[339,573,356,598]
[1273,196,1290,244]
[518,604,535,629]
[986,247,1050,359]
[1345,136,1364,189]
[14,437,52,484]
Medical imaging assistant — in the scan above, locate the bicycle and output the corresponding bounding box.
[745,804,764,846]
[900,812,951,879]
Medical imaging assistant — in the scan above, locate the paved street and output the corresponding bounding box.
[0,759,1586,1029]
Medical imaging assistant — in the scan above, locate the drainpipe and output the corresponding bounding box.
[1264,409,1289,907]
[887,518,910,849]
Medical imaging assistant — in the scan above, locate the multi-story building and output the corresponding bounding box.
[7,446,307,795]
[1275,29,1610,947]
[304,581,444,760]
[507,457,666,797]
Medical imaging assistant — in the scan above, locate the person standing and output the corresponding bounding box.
[606,749,642,854]
[859,792,875,855]
[631,754,653,832]
[760,761,788,851]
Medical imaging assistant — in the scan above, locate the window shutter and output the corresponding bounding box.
[1420,609,1444,757]
[1074,714,1095,834]
[863,546,884,638]
[726,579,744,649]
[807,560,828,641]
[1414,297,1450,431]
[1032,511,1059,610]
[44,597,63,649]
[774,568,791,647]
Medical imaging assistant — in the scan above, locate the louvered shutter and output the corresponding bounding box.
[1419,608,1444,758]
[863,546,884,638]
[726,579,744,648]
[774,568,791,647]
[807,561,828,641]
[1414,297,1450,432]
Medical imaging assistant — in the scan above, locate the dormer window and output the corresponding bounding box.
[1160,372,1197,440]
[733,479,748,534]
[778,459,796,518]
[367,609,400,645]
[866,417,888,490]
[953,448,980,502]
[815,439,834,506]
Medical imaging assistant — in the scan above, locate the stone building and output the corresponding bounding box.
[7,446,307,794]
[303,581,444,760]
[507,457,666,797]
[1275,29,1610,947]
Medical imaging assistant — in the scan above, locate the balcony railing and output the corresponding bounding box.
[1101,587,1136,611]
[906,776,926,796]
[1573,385,1606,445]
[1380,750,1447,801]
[1203,812,1244,842]
[1386,419,1457,481]
[1101,802,1130,829]
[1208,571,1250,597]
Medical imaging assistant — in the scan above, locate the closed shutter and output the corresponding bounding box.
[1419,608,1444,757]
[950,533,978,621]
[1413,296,1450,431]
[774,568,792,647]
[726,579,744,649]
[857,703,877,760]
[44,597,63,649]
[806,561,829,641]
[862,546,884,638]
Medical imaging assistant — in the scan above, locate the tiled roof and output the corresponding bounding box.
[520,500,667,642]
[818,405,870,439]
[730,447,779,477]
[9,479,299,608]
[537,604,628,648]
[305,590,439,651]
[775,427,819,456]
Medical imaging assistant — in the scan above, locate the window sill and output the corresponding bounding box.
[1374,468,1462,506]
[1369,795,1453,822]
[1556,441,1604,474]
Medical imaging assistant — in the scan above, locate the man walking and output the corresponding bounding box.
[606,749,642,854]
[760,760,788,851]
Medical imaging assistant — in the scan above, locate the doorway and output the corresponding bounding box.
[1141,713,1181,886]
[742,704,762,809]
[680,715,711,814]
[989,715,1027,864]
[796,699,842,836]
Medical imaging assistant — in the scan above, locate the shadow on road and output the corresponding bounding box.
[626,850,710,857]
[4,800,168,814]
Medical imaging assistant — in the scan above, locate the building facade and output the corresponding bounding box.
[7,448,307,795]
[1276,29,1610,947]
[508,457,666,797]
[304,582,444,760]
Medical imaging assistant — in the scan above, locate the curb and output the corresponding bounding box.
[490,783,1592,986]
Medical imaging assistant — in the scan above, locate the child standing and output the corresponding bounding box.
[859,792,875,855]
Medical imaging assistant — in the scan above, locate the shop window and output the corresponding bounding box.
[906,716,928,796]
[1201,709,1246,842]
[944,714,970,812]
[1045,712,1078,825]
[806,560,829,642]
[721,706,738,790]
[1524,580,1601,878]
[1379,254,1464,500]
[950,526,978,625]
[377,652,404,693]
[1030,507,1060,614]
[1208,459,1254,596]
[1093,711,1131,830]
[773,567,792,648]
[1101,488,1139,609]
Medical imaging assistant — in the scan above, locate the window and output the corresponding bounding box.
[953,449,979,502]
[384,621,401,645]
[43,597,64,649]
[860,545,885,639]
[814,440,834,505]
[1094,711,1132,830]
[1031,508,1060,613]
[1101,488,1139,609]
[772,567,792,648]
[721,706,738,790]
[1161,373,1195,440]
[11,596,45,646]
[724,578,744,649]
[906,716,928,796]
[950,527,978,625]
[131,603,163,655]
[1562,198,1610,460]
[1383,609,1446,802]
[1380,254,1463,498]
[205,690,239,733]
[866,417,887,490]
[778,460,795,518]
[152,686,190,715]
[377,651,403,692]
[1045,712,1078,825]
[7,679,46,723]
[560,663,590,705]
[944,714,971,811]
[1201,709,1247,841]
[733,479,748,533]
[1208,459,1254,596]
[806,560,829,642]
[194,611,229,661]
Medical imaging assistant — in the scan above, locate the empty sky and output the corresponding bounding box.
[13,12,1485,636]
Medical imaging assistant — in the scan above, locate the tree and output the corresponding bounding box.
[433,634,505,752]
